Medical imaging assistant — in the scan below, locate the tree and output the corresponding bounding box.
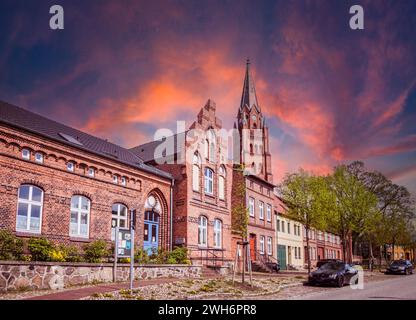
[346,161,415,265]
[277,169,329,275]
[326,165,379,263]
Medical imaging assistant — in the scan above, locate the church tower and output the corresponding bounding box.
[236,59,273,183]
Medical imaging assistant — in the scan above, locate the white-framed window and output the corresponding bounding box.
[266,204,271,222]
[267,237,272,255]
[213,219,222,248]
[198,216,208,247]
[88,168,95,177]
[249,197,255,217]
[111,203,128,240]
[67,162,75,172]
[259,201,264,220]
[218,165,226,200]
[35,152,43,163]
[70,195,90,238]
[281,220,285,232]
[16,185,43,233]
[287,222,291,234]
[204,168,214,195]
[113,175,118,184]
[277,219,280,232]
[192,153,201,192]
[22,148,30,160]
[259,236,265,254]
[121,177,126,186]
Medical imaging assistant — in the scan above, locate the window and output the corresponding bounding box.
[111,203,128,239]
[281,220,285,233]
[249,197,255,217]
[267,237,272,255]
[266,204,272,222]
[121,177,126,186]
[298,247,302,260]
[287,222,290,234]
[70,195,90,238]
[67,162,75,172]
[277,219,280,232]
[22,148,30,160]
[35,152,43,163]
[214,219,222,248]
[218,165,226,200]
[88,168,95,177]
[192,153,201,192]
[259,236,265,254]
[198,216,208,247]
[16,185,43,233]
[204,168,214,195]
[259,201,264,220]
[113,175,118,184]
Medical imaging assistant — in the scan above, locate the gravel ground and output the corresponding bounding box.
[84,275,307,300]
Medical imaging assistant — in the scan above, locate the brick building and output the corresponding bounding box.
[231,60,277,269]
[0,101,173,252]
[130,99,233,264]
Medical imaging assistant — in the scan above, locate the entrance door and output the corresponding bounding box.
[317,247,324,261]
[143,210,159,254]
[278,245,287,270]
[249,234,256,261]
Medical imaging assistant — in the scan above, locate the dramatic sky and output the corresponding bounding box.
[1,0,415,194]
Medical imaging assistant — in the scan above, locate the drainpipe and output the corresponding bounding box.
[170,178,175,251]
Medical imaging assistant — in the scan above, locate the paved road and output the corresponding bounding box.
[294,274,416,300]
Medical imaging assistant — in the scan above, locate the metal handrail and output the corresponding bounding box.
[252,249,279,272]
[187,245,225,267]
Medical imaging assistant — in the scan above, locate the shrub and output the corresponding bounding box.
[83,240,109,263]
[0,230,24,260]
[58,244,83,262]
[168,247,190,264]
[134,248,150,264]
[27,237,55,261]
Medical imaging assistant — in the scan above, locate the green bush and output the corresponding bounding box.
[169,247,190,264]
[0,230,24,260]
[83,240,109,263]
[58,244,84,262]
[27,237,55,261]
[134,248,150,264]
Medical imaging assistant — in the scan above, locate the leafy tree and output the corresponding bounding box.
[277,169,329,274]
[326,165,379,263]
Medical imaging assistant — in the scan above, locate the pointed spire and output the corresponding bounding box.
[240,58,260,112]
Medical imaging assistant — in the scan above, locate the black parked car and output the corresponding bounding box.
[316,259,344,269]
[308,262,358,287]
[385,260,414,275]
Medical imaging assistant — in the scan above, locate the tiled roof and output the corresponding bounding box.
[0,100,172,180]
[130,132,187,163]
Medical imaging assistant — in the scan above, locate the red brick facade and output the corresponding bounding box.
[132,100,233,263]
[0,120,172,250]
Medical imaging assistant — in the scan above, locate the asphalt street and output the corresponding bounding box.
[294,274,416,300]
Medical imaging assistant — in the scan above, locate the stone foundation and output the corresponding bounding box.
[0,261,202,292]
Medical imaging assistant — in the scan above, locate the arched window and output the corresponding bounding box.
[214,219,222,248]
[16,185,43,233]
[192,153,201,192]
[204,167,214,195]
[218,165,226,200]
[111,203,128,240]
[70,195,90,238]
[198,216,208,247]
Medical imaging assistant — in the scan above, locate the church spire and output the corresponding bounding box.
[240,59,260,112]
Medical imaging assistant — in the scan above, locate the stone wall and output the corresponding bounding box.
[0,261,201,292]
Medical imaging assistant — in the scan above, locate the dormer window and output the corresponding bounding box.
[35,152,43,163]
[67,162,75,172]
[88,168,95,177]
[22,149,30,160]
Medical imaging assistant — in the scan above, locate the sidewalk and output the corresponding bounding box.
[24,278,179,300]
